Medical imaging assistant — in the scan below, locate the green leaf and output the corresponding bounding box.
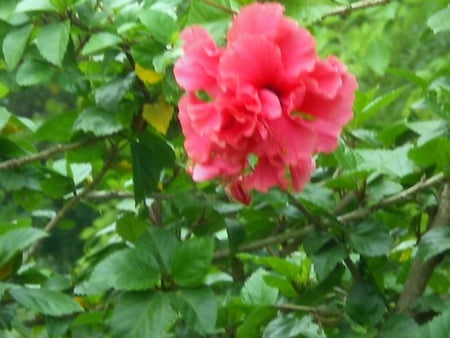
[36,21,70,66]
[0,228,47,266]
[311,241,346,281]
[15,0,57,12]
[10,286,83,316]
[365,35,391,75]
[135,228,179,274]
[414,309,450,338]
[16,60,56,86]
[408,137,450,170]
[2,24,33,70]
[427,6,450,34]
[186,0,231,43]
[40,171,74,198]
[238,254,300,281]
[109,292,177,338]
[406,119,448,145]
[80,32,122,55]
[94,73,135,109]
[348,221,392,257]
[241,269,278,306]
[237,306,277,338]
[416,227,450,262]
[263,313,326,338]
[72,107,123,136]
[34,111,78,142]
[116,212,148,243]
[171,237,214,287]
[174,288,217,334]
[139,9,177,44]
[345,280,385,326]
[130,131,175,204]
[0,108,12,131]
[355,145,415,177]
[379,315,419,338]
[75,248,160,294]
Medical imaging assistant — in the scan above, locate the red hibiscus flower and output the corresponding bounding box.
[174,2,358,205]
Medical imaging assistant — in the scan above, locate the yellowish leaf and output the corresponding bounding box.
[135,63,163,84]
[142,101,174,135]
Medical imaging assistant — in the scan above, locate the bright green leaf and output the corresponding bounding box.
[171,237,214,287]
[348,222,392,257]
[413,309,450,338]
[139,9,177,44]
[109,292,177,338]
[0,108,12,131]
[2,24,33,70]
[0,228,47,266]
[36,21,70,66]
[408,137,450,170]
[237,306,277,338]
[241,269,278,306]
[427,6,450,34]
[417,227,450,262]
[15,0,57,12]
[10,286,83,316]
[80,32,122,55]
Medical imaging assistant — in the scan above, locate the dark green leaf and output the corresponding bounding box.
[345,280,385,326]
[10,286,83,316]
[0,228,47,266]
[16,60,56,86]
[174,288,217,334]
[72,107,123,136]
[2,24,33,70]
[116,212,148,243]
[94,73,135,109]
[109,292,177,338]
[237,306,277,338]
[75,248,160,294]
[135,228,179,274]
[34,111,78,142]
[416,227,450,262]
[348,221,392,257]
[379,315,419,338]
[130,131,175,204]
[414,309,450,338]
[311,241,346,281]
[241,269,278,306]
[171,237,214,287]
[40,172,74,198]
[36,21,70,66]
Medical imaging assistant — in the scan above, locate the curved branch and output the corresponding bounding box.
[321,0,391,19]
[23,144,119,263]
[396,182,450,314]
[0,137,102,171]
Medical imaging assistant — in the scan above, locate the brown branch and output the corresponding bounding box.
[396,182,450,314]
[321,0,392,19]
[338,173,446,223]
[0,137,102,171]
[23,145,119,263]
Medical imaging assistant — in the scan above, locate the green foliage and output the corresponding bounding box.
[0,0,449,337]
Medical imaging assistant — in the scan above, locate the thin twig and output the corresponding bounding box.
[0,137,102,171]
[23,145,119,263]
[321,0,391,19]
[337,173,446,223]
